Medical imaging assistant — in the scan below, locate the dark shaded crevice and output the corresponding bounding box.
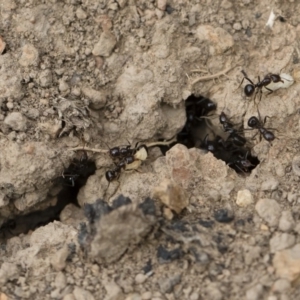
[0,153,96,240]
[160,94,260,174]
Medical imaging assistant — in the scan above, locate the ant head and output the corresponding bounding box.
[248,116,259,128]
[244,84,255,97]
[109,147,120,157]
[198,98,217,114]
[269,74,282,83]
[134,145,148,161]
[202,135,217,153]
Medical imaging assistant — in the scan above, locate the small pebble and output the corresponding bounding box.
[6,102,14,110]
[157,0,167,11]
[19,44,39,66]
[103,280,124,300]
[190,292,200,300]
[0,262,19,285]
[272,278,291,292]
[54,272,67,290]
[153,179,188,214]
[214,209,234,223]
[92,31,117,57]
[76,7,87,19]
[236,189,253,207]
[141,291,152,300]
[4,112,27,132]
[279,211,295,232]
[0,35,6,54]
[73,286,95,300]
[39,69,53,87]
[135,273,147,284]
[125,294,141,300]
[233,22,242,30]
[220,0,232,9]
[51,245,69,271]
[292,155,300,176]
[269,233,295,253]
[261,178,279,191]
[59,80,69,92]
[159,274,181,294]
[246,283,263,300]
[255,198,281,227]
[63,294,76,300]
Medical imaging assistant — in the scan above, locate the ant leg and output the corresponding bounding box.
[265,87,274,95]
[125,139,132,148]
[134,141,140,149]
[228,162,246,175]
[257,89,263,104]
[263,116,272,125]
[244,76,255,85]
[241,70,255,85]
[251,131,259,140]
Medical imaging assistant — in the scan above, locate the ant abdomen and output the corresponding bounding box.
[261,129,275,142]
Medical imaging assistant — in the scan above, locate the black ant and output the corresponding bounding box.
[240,70,284,98]
[105,143,135,159]
[228,150,254,173]
[105,155,140,182]
[186,96,216,114]
[200,134,218,153]
[247,112,276,142]
[219,112,247,147]
[104,141,148,161]
[61,150,90,187]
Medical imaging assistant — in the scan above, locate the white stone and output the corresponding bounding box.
[73,286,95,300]
[76,7,87,19]
[92,31,117,57]
[255,198,281,227]
[246,284,263,300]
[135,273,147,284]
[236,189,253,207]
[270,233,295,253]
[279,211,295,232]
[273,243,300,281]
[272,278,291,292]
[157,0,167,11]
[19,44,39,66]
[4,112,27,132]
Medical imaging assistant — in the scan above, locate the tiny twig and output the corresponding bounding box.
[191,61,242,85]
[190,68,209,73]
[68,137,178,153]
[145,136,177,148]
[68,147,108,153]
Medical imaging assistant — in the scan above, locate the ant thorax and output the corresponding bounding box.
[125,159,142,170]
[134,146,148,161]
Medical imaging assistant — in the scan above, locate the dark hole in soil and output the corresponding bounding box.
[0,152,96,241]
[160,94,260,174]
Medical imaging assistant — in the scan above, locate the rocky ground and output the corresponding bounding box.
[1,0,300,299]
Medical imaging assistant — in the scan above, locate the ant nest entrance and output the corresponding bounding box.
[166,94,260,174]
